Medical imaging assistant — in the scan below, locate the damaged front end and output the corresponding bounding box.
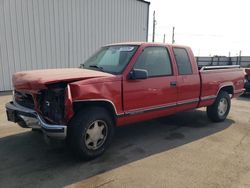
[6,83,72,139]
[38,83,67,124]
[6,67,119,140]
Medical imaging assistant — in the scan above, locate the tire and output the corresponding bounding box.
[207,91,231,122]
[69,107,115,160]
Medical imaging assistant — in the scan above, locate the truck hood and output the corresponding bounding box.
[13,68,115,90]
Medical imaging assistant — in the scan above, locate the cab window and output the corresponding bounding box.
[173,48,193,75]
[134,47,172,77]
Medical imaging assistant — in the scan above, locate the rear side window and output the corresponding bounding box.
[173,48,192,75]
[134,47,172,77]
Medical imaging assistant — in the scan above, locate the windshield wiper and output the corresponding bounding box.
[89,65,104,71]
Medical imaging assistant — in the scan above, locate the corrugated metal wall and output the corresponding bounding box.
[0,0,149,91]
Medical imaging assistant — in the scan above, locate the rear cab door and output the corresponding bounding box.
[170,46,200,110]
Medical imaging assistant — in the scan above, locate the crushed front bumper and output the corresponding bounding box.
[6,101,67,139]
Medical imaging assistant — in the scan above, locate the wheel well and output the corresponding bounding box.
[73,101,117,122]
[219,86,234,95]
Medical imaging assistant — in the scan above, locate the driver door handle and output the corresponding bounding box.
[170,81,177,87]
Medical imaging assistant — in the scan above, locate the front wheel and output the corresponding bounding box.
[69,107,114,160]
[207,91,231,122]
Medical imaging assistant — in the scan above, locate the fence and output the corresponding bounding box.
[196,56,250,67]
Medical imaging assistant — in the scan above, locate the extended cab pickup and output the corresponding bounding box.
[6,42,245,159]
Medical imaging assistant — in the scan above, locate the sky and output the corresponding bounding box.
[147,0,250,56]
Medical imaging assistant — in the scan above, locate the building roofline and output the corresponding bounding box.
[137,0,150,5]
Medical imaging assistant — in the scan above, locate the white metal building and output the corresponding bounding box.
[0,0,150,91]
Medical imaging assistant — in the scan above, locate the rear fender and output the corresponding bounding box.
[217,83,234,97]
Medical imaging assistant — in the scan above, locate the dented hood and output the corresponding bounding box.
[13,68,114,90]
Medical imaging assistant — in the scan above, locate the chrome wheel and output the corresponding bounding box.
[218,98,228,116]
[84,120,108,150]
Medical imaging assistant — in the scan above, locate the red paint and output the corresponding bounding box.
[12,43,245,126]
[13,68,114,91]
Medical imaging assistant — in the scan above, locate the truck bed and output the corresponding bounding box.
[199,65,244,107]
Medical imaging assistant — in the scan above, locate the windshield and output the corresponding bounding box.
[81,45,138,74]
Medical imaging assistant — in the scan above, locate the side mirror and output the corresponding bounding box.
[129,69,148,80]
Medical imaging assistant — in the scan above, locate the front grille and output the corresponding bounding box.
[38,88,65,124]
[14,91,35,109]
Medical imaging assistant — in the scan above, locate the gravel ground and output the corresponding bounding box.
[0,92,250,188]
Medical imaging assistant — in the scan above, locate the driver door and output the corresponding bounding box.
[123,46,178,115]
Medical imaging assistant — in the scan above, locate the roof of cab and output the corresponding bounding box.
[105,42,190,49]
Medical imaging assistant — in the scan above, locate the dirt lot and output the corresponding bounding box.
[0,92,250,188]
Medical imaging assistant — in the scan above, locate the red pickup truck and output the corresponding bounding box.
[6,42,245,159]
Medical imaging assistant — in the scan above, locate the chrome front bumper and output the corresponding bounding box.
[6,101,67,139]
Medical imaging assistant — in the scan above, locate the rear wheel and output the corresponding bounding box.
[69,107,114,160]
[207,91,231,122]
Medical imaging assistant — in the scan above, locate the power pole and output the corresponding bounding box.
[152,11,156,42]
[163,34,166,43]
[228,52,232,65]
[172,27,175,44]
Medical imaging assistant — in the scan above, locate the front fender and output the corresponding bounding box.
[64,80,123,122]
[64,85,74,121]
